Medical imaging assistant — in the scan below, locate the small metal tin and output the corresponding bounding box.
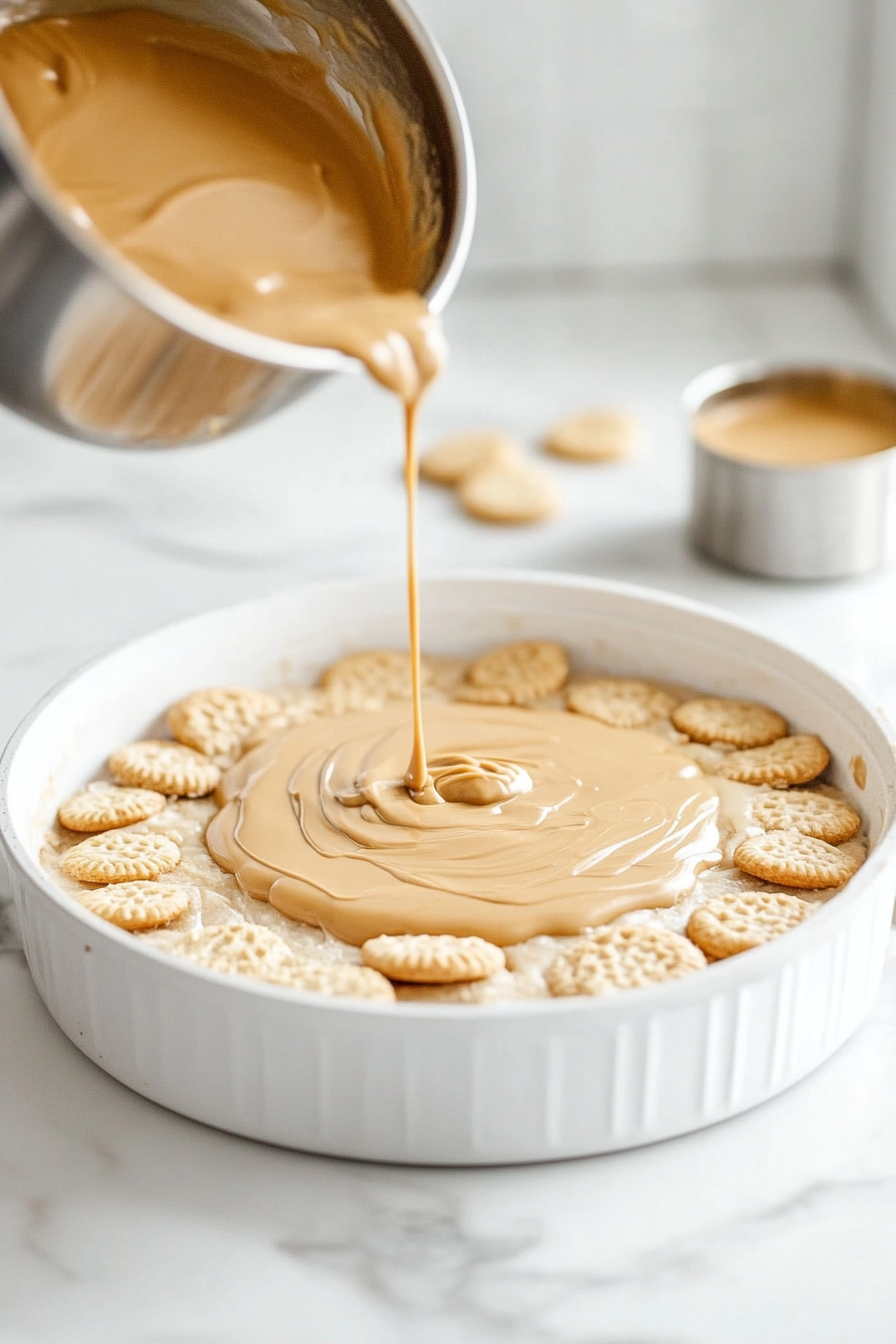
[684,361,896,580]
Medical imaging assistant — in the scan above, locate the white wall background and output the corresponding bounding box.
[856,1,896,329]
[414,0,868,280]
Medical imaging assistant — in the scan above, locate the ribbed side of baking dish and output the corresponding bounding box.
[3,573,895,1164]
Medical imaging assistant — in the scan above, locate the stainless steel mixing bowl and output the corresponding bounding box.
[0,0,475,447]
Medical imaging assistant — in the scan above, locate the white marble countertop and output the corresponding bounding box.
[2,277,896,1342]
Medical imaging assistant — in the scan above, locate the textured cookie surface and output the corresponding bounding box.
[168,686,280,757]
[546,925,706,997]
[420,429,520,485]
[58,784,166,833]
[716,734,830,787]
[544,408,637,462]
[77,881,192,930]
[733,829,860,889]
[687,890,812,960]
[60,831,181,884]
[467,640,569,704]
[320,650,432,702]
[567,679,679,729]
[453,683,514,706]
[238,698,326,756]
[109,740,221,797]
[271,960,396,1001]
[362,933,505,984]
[671,697,788,749]
[173,921,294,980]
[752,791,861,845]
[459,464,559,524]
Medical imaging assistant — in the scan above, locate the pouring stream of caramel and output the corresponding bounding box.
[0,10,723,944]
[0,7,440,788]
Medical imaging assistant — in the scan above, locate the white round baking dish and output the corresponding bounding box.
[2,573,895,1165]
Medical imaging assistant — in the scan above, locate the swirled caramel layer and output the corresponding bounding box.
[206,703,722,946]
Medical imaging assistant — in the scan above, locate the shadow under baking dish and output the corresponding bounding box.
[2,571,895,1165]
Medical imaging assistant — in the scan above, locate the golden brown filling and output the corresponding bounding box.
[205,703,722,946]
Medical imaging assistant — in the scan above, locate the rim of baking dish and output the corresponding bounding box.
[2,569,895,1020]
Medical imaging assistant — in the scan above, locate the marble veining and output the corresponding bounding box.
[2,280,896,1341]
[0,890,19,952]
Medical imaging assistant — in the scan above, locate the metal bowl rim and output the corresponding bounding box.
[0,0,476,374]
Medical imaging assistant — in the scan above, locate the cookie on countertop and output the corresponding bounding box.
[459,463,559,525]
[544,408,637,462]
[420,429,521,485]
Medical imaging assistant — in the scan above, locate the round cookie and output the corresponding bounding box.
[715,734,830,788]
[459,464,559,525]
[453,683,514,706]
[752,791,861,845]
[733,829,860,889]
[61,831,181,884]
[362,933,505,984]
[58,784,166,833]
[546,925,706,997]
[566,679,679,729]
[671,697,788,749]
[77,881,192,930]
[420,429,521,485]
[544,408,637,462]
[271,960,396,1001]
[466,639,569,705]
[320,650,433,702]
[171,921,294,980]
[109,740,220,797]
[687,890,812,960]
[168,686,280,757]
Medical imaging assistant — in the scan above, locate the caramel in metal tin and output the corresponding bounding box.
[693,390,896,466]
